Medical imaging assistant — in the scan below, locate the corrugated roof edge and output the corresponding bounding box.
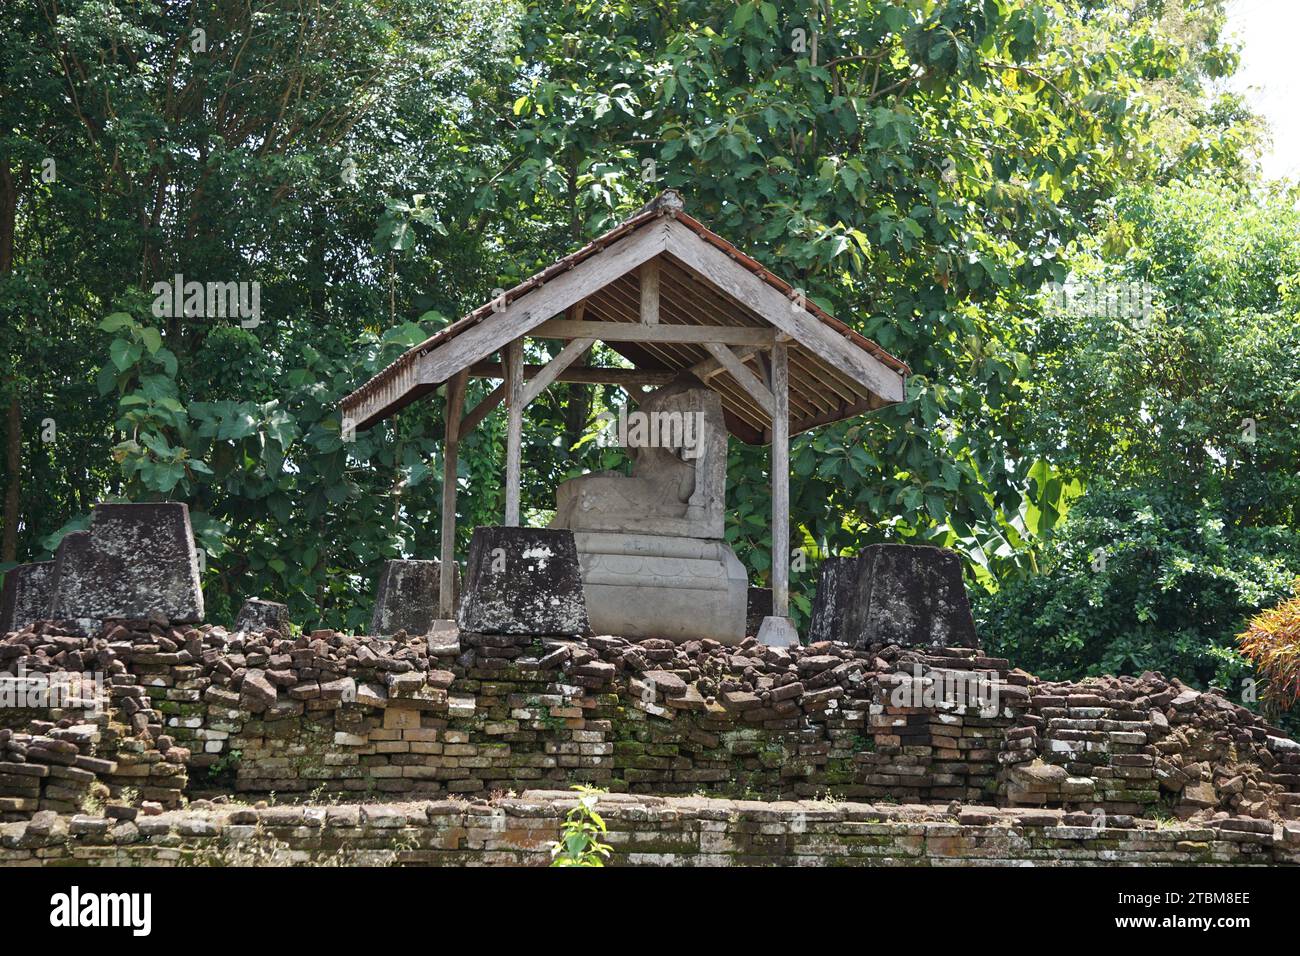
[340,191,909,413]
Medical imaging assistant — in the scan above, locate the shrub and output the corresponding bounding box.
[975,486,1300,688]
[1237,582,1300,712]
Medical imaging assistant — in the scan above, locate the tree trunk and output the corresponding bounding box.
[1,159,20,562]
[2,398,20,562]
[0,160,15,274]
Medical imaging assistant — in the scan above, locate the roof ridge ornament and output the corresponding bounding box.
[636,189,684,218]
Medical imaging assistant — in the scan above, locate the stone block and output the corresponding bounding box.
[807,544,976,648]
[757,615,799,648]
[371,558,458,636]
[234,598,289,633]
[456,527,589,636]
[47,503,204,632]
[0,561,54,633]
[571,531,746,643]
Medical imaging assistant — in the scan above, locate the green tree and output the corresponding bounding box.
[980,178,1300,686]
[495,0,1242,613]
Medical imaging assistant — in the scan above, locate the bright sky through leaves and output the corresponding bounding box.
[1227,0,1300,180]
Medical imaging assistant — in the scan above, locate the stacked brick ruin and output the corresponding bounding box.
[1004,675,1300,820]
[3,618,1299,834]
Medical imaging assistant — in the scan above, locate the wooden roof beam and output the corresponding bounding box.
[663,219,905,403]
[533,318,774,347]
[417,220,668,387]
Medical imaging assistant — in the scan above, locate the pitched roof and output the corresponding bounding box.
[341,191,908,443]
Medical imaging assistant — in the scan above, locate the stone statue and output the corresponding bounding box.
[551,375,747,643]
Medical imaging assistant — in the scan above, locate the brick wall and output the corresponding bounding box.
[3,791,1298,866]
[4,620,1300,828]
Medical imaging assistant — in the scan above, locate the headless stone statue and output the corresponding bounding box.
[551,375,746,643]
[552,376,726,538]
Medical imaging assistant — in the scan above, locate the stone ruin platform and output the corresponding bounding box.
[3,791,1297,866]
[3,614,1300,858]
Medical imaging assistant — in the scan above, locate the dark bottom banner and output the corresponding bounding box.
[0,865,1290,940]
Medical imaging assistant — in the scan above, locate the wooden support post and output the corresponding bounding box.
[770,343,790,618]
[504,339,524,526]
[439,370,466,617]
[639,259,660,325]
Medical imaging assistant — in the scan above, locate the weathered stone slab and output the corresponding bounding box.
[0,561,54,634]
[807,544,976,648]
[370,559,456,636]
[234,599,289,633]
[457,527,589,637]
[46,503,204,632]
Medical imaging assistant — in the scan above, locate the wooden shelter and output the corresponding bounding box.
[340,191,909,639]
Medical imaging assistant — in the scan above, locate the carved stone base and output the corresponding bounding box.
[46,503,204,634]
[572,531,747,644]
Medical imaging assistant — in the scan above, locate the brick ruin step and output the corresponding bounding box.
[2,793,1298,866]
[2,617,1298,831]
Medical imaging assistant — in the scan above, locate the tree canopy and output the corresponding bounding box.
[2,0,1295,704]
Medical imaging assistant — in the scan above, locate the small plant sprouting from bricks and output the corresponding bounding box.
[207,748,242,782]
[550,785,613,867]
